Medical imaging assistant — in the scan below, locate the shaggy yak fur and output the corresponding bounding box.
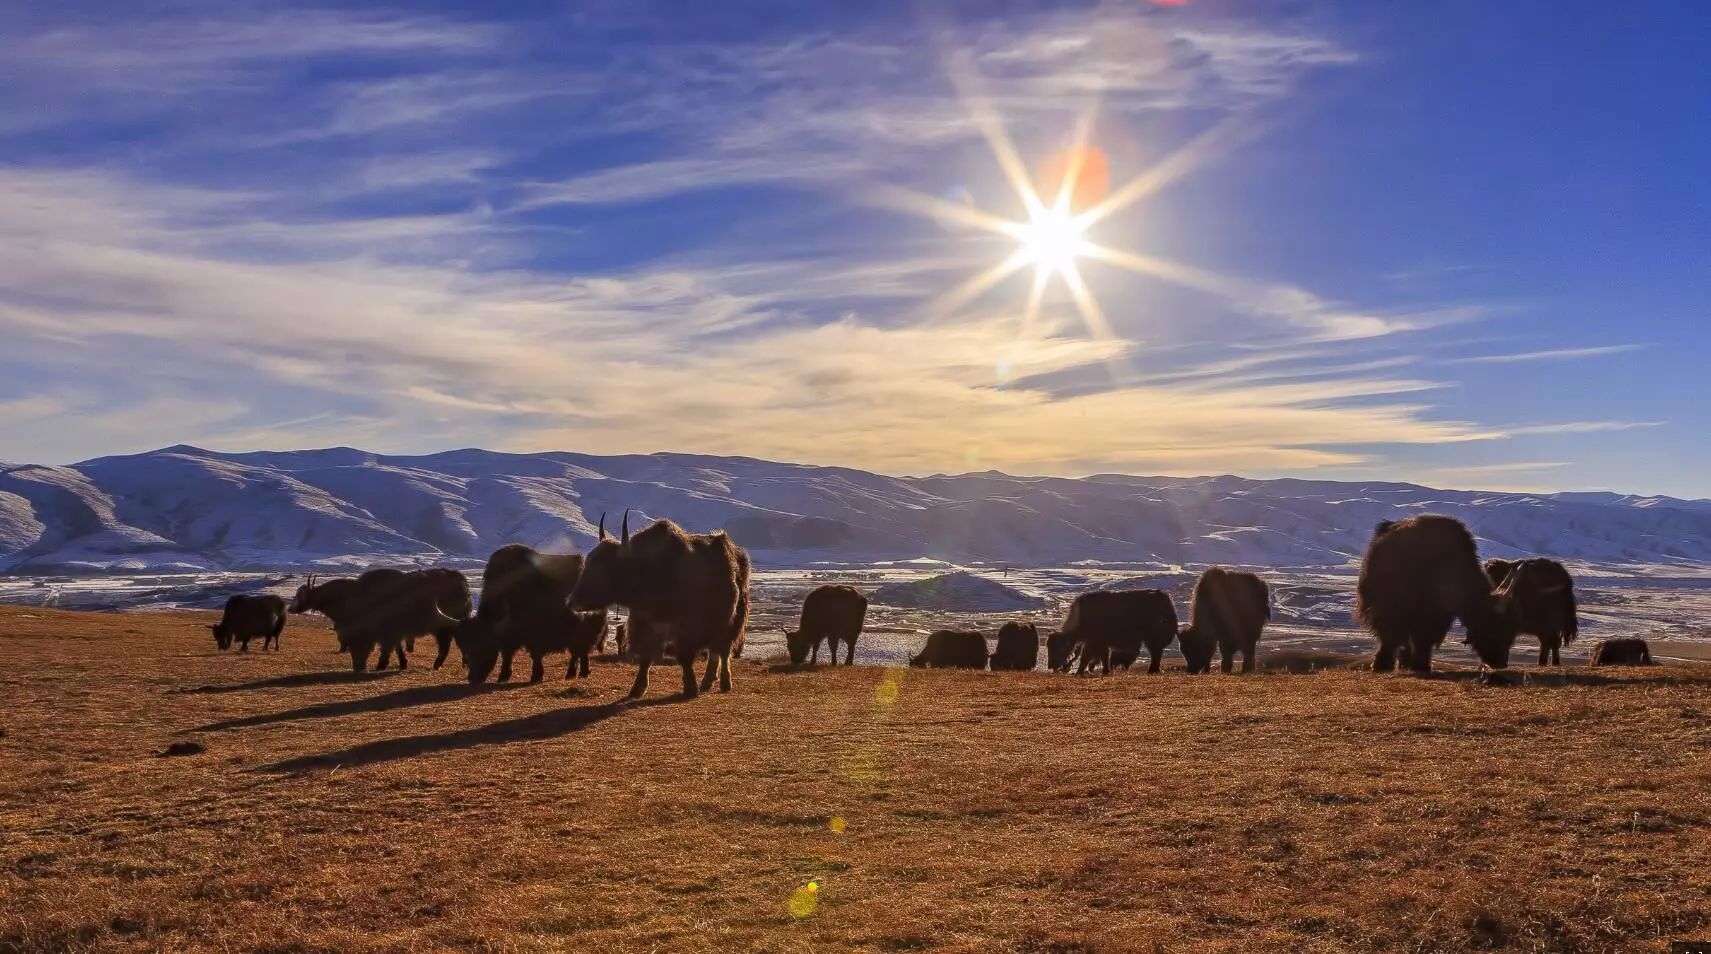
[1590,638,1652,665]
[209,594,286,652]
[988,621,1040,671]
[1485,557,1579,666]
[908,630,989,669]
[784,584,868,666]
[1357,515,1517,673]
[569,513,751,700]
[1052,589,1179,675]
[1179,567,1271,673]
[455,544,586,682]
[290,569,469,672]
[1043,630,1077,672]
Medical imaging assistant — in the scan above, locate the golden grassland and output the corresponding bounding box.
[2,604,1710,953]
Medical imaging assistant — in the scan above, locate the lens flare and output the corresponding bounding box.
[788,880,821,919]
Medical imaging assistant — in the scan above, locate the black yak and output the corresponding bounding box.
[292,570,470,669]
[458,602,607,683]
[784,584,868,666]
[288,575,358,651]
[1176,623,1217,674]
[569,512,751,699]
[1590,638,1652,665]
[1055,589,1178,675]
[908,630,989,669]
[1357,515,1517,672]
[1044,630,1077,672]
[209,594,286,652]
[989,621,1040,671]
[1485,557,1579,666]
[455,544,585,682]
[1180,567,1271,673]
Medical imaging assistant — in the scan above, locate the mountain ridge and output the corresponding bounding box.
[3,445,1708,573]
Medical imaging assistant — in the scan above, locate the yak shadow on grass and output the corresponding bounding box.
[174,670,402,695]
[259,694,687,773]
[187,681,519,733]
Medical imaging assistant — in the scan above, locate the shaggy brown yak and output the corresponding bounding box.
[1357,515,1516,672]
[290,569,471,668]
[908,630,989,669]
[783,584,868,666]
[1180,567,1271,673]
[455,544,585,682]
[989,620,1040,671]
[209,594,286,652]
[1590,638,1651,665]
[569,512,751,699]
[1054,589,1178,675]
[1485,557,1579,666]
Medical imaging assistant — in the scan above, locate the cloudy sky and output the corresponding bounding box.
[0,1,1705,495]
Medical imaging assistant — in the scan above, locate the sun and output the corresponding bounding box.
[1017,202,1087,277]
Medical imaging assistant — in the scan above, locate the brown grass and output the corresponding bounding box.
[2,604,1710,953]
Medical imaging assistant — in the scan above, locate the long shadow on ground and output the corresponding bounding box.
[259,694,686,773]
[188,682,519,733]
[174,670,402,694]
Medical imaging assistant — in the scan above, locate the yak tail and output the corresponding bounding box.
[728,549,752,657]
[1562,585,1580,644]
[1372,520,1397,538]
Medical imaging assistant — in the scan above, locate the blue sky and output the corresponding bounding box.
[0,2,1705,496]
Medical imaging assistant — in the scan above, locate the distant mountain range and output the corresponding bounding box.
[1,445,1708,574]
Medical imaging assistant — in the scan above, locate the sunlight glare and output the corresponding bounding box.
[1018,203,1087,278]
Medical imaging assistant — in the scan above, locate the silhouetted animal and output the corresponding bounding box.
[989,621,1040,671]
[209,594,286,652]
[1485,557,1578,665]
[457,601,607,683]
[1590,638,1652,665]
[455,545,585,681]
[1044,630,1078,672]
[569,512,751,699]
[1176,623,1217,674]
[1056,589,1179,675]
[784,584,868,666]
[291,569,467,672]
[1179,567,1270,673]
[1357,515,1516,672]
[909,630,989,668]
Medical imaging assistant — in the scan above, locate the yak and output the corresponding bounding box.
[1044,630,1078,672]
[1179,567,1271,673]
[291,569,469,672]
[989,621,1040,671]
[569,512,751,700]
[908,630,989,669]
[209,594,286,652]
[1590,638,1652,665]
[454,544,586,683]
[1485,557,1579,666]
[458,601,607,683]
[784,584,868,666]
[1054,589,1179,675]
[1357,515,1517,672]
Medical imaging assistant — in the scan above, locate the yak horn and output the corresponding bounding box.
[598,511,607,540]
[621,508,631,545]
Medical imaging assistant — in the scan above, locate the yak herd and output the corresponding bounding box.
[205,511,1645,699]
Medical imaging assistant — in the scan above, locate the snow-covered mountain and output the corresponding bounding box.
[1,445,1708,574]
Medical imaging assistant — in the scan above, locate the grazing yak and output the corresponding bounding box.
[784,584,868,666]
[1357,515,1517,672]
[909,630,989,669]
[289,569,471,669]
[209,594,286,652]
[989,621,1040,671]
[454,544,586,683]
[1485,557,1579,666]
[1591,638,1652,665]
[1052,589,1179,675]
[570,512,751,699]
[1043,630,1077,672]
[1179,567,1271,673]
[291,569,470,672]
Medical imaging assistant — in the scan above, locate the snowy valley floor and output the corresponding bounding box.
[2,605,1711,952]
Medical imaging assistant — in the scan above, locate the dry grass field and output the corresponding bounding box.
[3,604,1710,953]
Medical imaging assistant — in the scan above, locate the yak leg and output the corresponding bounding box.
[1374,636,1399,672]
[529,652,546,683]
[718,649,733,692]
[845,638,856,667]
[579,652,592,678]
[433,633,452,670]
[698,641,722,693]
[1407,631,1435,674]
[350,640,373,673]
[1242,639,1257,674]
[394,642,409,670]
[627,657,651,700]
[1075,649,1090,676]
[1551,641,1562,666]
[680,656,700,698]
[1539,641,1550,667]
[1219,643,1234,674]
[406,635,416,653]
[1147,644,1162,675]
[497,647,519,683]
[811,638,821,666]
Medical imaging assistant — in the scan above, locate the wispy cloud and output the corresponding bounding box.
[1454,344,1647,364]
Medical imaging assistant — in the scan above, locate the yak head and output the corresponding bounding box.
[450,605,501,683]
[208,623,233,651]
[288,575,319,614]
[1044,630,1077,672]
[569,511,638,611]
[1176,623,1215,673]
[1464,589,1522,670]
[782,628,813,665]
